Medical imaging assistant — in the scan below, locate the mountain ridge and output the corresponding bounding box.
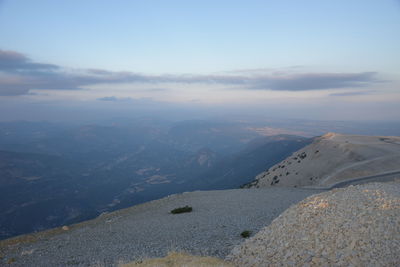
[245,133,400,188]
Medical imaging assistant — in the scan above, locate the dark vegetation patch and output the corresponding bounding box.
[241,230,252,238]
[298,152,307,159]
[170,205,193,214]
[271,179,280,185]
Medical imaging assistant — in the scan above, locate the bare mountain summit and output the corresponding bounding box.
[246,133,400,188]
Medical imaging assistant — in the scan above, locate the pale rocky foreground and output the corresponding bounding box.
[227,181,400,266]
[117,181,400,266]
[2,181,399,266]
[0,187,321,266]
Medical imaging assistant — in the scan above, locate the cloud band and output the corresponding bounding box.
[0,49,380,96]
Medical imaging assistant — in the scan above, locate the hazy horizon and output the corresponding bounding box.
[1,0,400,122]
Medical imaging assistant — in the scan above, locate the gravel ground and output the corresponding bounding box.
[0,187,321,266]
[227,181,400,266]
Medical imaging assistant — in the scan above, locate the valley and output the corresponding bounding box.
[0,119,312,240]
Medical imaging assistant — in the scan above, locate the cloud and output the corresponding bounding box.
[97,96,120,101]
[252,72,378,91]
[142,88,168,92]
[0,50,58,73]
[0,49,382,96]
[97,96,133,101]
[330,90,376,96]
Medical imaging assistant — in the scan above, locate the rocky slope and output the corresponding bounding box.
[246,133,400,188]
[0,187,321,266]
[227,181,400,266]
[117,181,400,267]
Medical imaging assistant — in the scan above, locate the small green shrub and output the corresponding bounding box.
[170,205,193,214]
[240,230,252,238]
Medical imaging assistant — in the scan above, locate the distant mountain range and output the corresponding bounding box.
[0,120,311,240]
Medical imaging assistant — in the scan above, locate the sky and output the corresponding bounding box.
[0,0,399,121]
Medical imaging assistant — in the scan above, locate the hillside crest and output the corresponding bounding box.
[246,133,400,188]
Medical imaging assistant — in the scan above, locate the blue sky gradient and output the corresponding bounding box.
[1,0,399,73]
[0,0,399,121]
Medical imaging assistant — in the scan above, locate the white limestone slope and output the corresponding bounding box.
[227,181,400,266]
[248,133,400,188]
